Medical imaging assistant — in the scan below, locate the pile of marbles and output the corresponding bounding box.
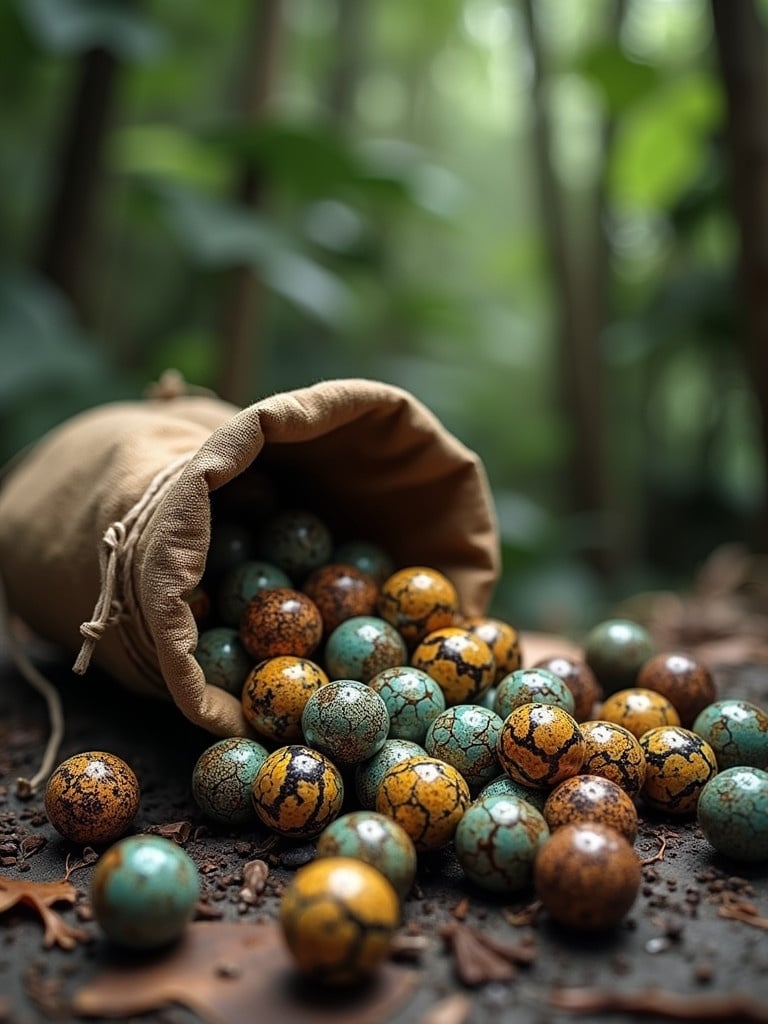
[42,493,768,986]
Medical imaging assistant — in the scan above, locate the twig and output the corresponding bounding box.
[417,993,472,1024]
[0,576,65,798]
[640,833,668,867]
[718,897,768,930]
[548,986,768,1021]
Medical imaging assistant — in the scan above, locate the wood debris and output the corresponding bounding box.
[440,922,536,988]
[640,833,668,867]
[548,986,768,1021]
[502,900,542,927]
[718,893,768,930]
[417,993,472,1024]
[145,821,193,845]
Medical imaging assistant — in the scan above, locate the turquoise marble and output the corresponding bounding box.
[194,627,252,695]
[324,616,407,683]
[257,509,333,581]
[206,522,253,576]
[455,794,550,893]
[697,766,768,862]
[91,836,199,948]
[301,679,390,766]
[332,540,394,585]
[424,704,503,789]
[583,618,655,695]
[692,699,768,770]
[191,737,269,825]
[368,666,446,744]
[493,668,575,720]
[315,811,417,899]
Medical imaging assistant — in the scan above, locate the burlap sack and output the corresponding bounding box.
[0,378,500,738]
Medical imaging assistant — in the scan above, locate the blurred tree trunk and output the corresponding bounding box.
[520,0,611,573]
[217,0,283,406]
[712,0,768,549]
[327,0,366,122]
[36,47,119,325]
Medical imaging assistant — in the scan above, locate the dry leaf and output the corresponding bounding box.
[502,900,542,927]
[440,923,535,988]
[146,821,193,845]
[20,835,47,860]
[73,921,419,1024]
[0,873,92,950]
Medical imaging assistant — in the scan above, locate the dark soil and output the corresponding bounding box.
[1,638,767,1024]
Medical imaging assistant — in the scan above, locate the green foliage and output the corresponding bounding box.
[18,0,168,60]
[0,0,760,630]
[610,73,722,209]
[577,42,661,114]
[0,272,123,461]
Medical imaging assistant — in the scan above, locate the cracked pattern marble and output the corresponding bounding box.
[424,704,504,789]
[639,726,718,816]
[493,668,575,721]
[497,703,585,790]
[455,794,549,893]
[692,699,768,770]
[411,627,495,706]
[368,666,446,744]
[697,766,768,861]
[301,680,390,766]
[375,755,470,852]
[251,745,344,838]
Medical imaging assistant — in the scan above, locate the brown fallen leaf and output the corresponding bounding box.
[450,898,470,921]
[20,835,47,860]
[502,900,542,927]
[0,873,92,950]
[440,923,533,988]
[145,821,193,845]
[72,921,420,1024]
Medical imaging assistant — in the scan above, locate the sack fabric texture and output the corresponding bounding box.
[0,378,500,737]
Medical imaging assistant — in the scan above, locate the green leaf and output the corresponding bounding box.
[110,126,228,189]
[576,43,661,115]
[152,185,355,327]
[0,272,114,405]
[203,121,373,197]
[201,120,461,216]
[609,74,722,209]
[18,0,168,60]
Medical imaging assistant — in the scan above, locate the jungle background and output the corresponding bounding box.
[3,0,768,640]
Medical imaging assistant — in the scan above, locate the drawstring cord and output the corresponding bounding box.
[72,452,194,676]
[0,372,199,798]
[0,574,65,799]
[72,523,126,674]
